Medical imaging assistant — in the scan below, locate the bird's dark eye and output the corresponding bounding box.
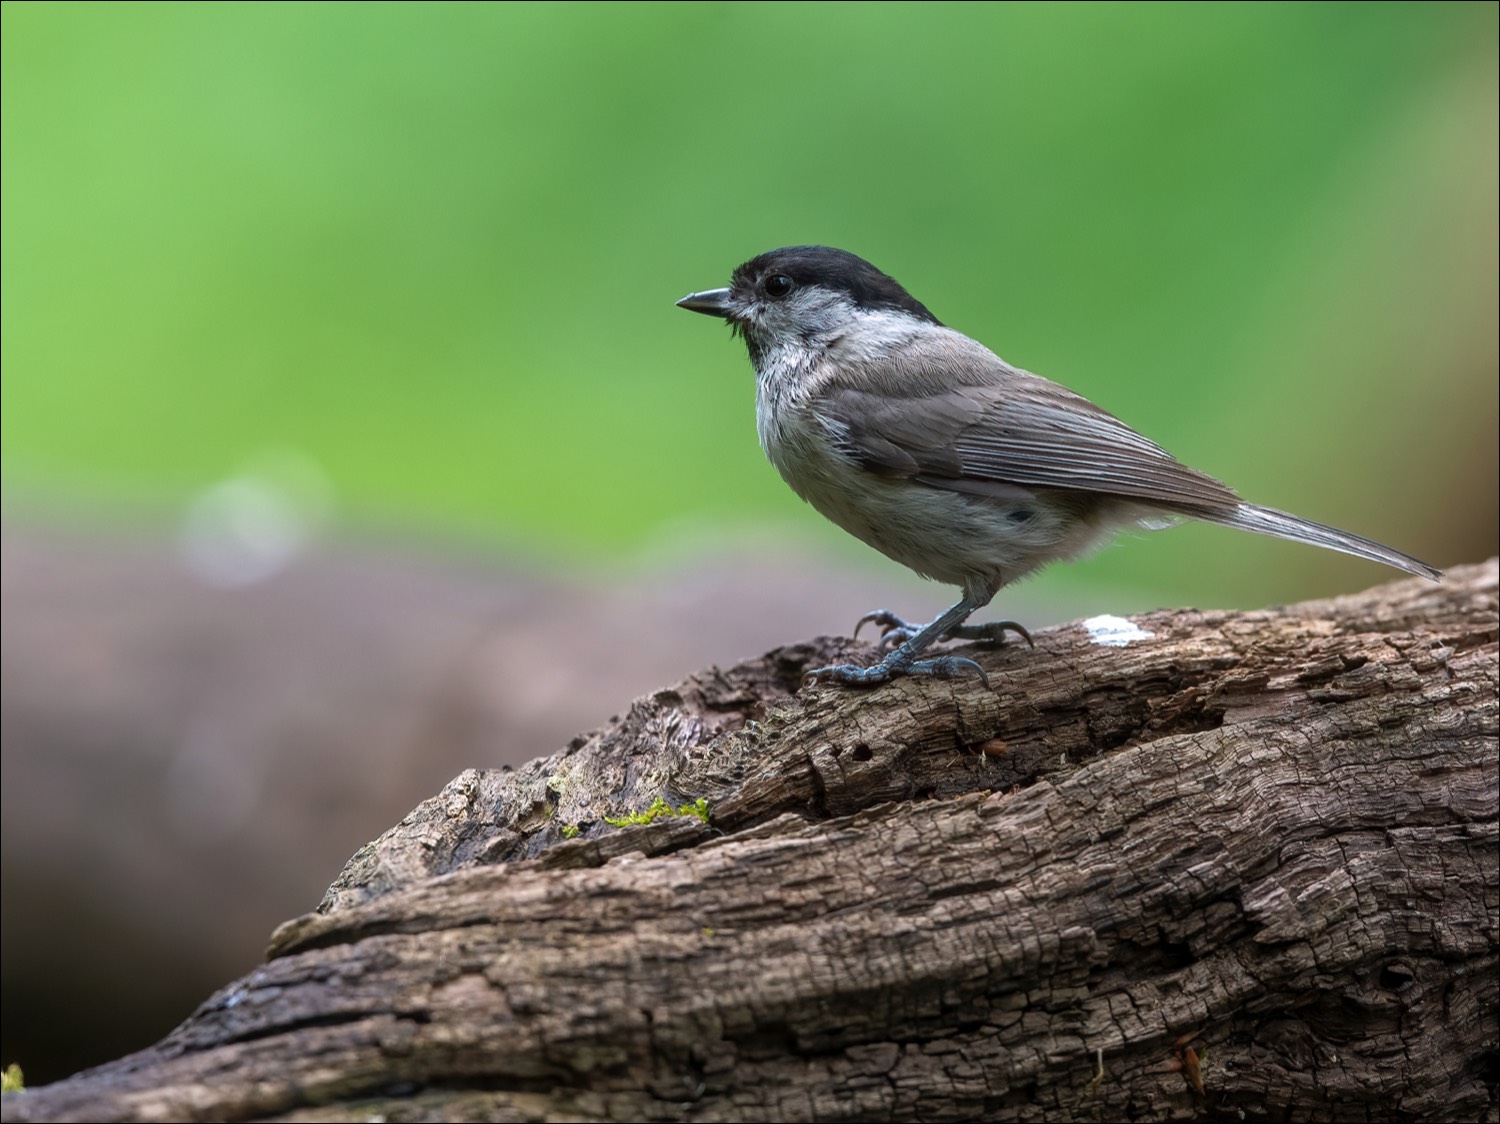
[763,274,795,299]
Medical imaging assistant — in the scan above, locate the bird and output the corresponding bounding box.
[676,245,1441,687]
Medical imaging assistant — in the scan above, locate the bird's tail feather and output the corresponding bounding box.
[1213,503,1442,581]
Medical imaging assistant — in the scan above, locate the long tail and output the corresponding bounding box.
[1213,503,1442,581]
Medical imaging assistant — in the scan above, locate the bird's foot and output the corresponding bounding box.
[803,651,989,689]
[854,610,1034,652]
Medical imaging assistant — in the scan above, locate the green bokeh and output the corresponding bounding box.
[4,1,1495,606]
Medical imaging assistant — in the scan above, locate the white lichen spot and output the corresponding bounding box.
[1082,615,1155,647]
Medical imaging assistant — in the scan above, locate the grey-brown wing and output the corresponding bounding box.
[819,330,1241,516]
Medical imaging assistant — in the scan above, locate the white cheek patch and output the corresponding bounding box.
[1082,614,1155,647]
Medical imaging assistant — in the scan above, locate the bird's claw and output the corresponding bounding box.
[852,609,907,640]
[853,610,1033,650]
[814,602,1023,688]
[961,619,1035,649]
[803,653,990,689]
[910,654,991,685]
[853,610,922,650]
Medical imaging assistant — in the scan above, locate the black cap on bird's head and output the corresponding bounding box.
[676,245,943,328]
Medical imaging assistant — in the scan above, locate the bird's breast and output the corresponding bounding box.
[751,363,1128,589]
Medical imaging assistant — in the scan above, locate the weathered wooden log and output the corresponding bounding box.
[5,560,1496,1123]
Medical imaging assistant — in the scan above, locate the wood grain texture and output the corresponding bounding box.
[6,561,1496,1124]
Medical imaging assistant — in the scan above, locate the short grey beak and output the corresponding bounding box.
[676,287,734,318]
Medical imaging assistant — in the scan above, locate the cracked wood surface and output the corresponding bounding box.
[5,560,1496,1123]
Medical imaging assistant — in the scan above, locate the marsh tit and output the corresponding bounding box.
[678,246,1440,687]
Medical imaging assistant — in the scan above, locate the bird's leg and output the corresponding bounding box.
[855,611,1033,652]
[807,591,997,687]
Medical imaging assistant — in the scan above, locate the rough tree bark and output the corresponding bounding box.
[5,561,1497,1124]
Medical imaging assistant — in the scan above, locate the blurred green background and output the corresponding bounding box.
[2,0,1496,1087]
[5,1,1494,602]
